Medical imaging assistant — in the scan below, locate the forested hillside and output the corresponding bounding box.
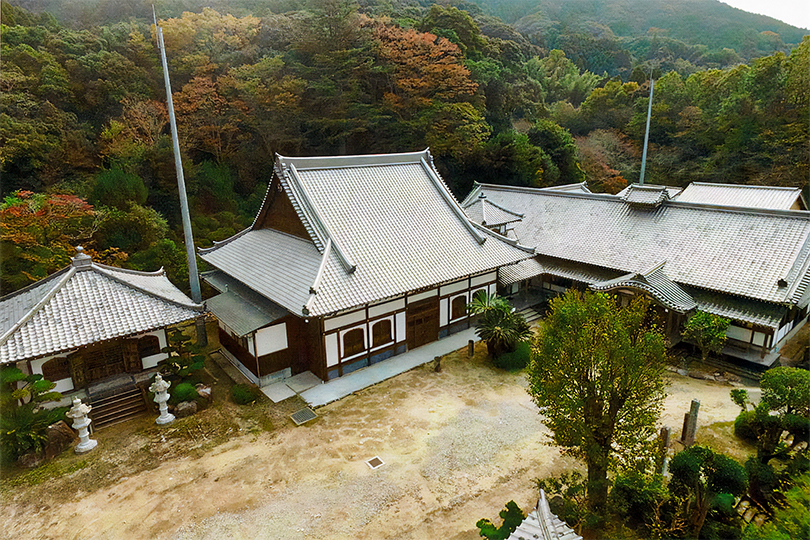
[1,0,808,295]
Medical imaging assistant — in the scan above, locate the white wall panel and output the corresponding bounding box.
[440,298,449,326]
[369,298,405,318]
[396,312,406,342]
[255,323,288,356]
[472,272,497,287]
[440,280,468,296]
[324,309,366,331]
[408,288,438,303]
[326,333,339,367]
[726,325,752,343]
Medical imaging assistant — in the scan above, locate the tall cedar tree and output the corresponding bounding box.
[527,290,667,511]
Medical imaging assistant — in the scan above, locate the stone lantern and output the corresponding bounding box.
[149,373,175,425]
[66,397,97,453]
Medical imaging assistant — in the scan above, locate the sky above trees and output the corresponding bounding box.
[720,0,810,29]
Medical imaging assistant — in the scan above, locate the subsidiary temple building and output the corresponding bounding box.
[201,150,810,385]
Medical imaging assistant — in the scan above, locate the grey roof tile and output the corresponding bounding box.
[202,151,533,316]
[0,256,202,364]
[676,182,805,210]
[462,194,523,227]
[466,184,810,305]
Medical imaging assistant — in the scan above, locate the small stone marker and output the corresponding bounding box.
[66,398,97,453]
[681,399,700,446]
[150,373,175,425]
[468,340,475,357]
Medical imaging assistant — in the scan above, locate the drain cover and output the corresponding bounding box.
[290,407,318,426]
[366,456,384,469]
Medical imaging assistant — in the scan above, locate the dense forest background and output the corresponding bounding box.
[1,0,808,294]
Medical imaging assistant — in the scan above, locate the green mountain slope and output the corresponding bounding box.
[477,0,807,53]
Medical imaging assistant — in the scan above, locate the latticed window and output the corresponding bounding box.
[41,357,70,381]
[343,328,365,358]
[451,296,467,320]
[138,335,161,358]
[372,319,392,347]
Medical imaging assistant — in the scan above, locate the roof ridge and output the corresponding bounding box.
[92,265,202,311]
[286,163,356,273]
[420,154,487,245]
[471,221,535,253]
[91,262,165,277]
[0,268,77,347]
[198,226,252,255]
[690,182,802,192]
[0,266,72,302]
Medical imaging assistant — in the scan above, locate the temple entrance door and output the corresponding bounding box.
[406,296,439,350]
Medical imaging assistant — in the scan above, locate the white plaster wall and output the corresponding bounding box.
[472,271,497,287]
[409,288,438,303]
[752,332,766,347]
[256,323,288,356]
[727,325,752,343]
[396,312,406,342]
[140,330,168,369]
[326,333,339,367]
[440,297,449,326]
[369,297,405,318]
[324,309,366,332]
[30,354,74,393]
[439,280,468,296]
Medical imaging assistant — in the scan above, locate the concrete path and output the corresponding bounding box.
[300,328,478,408]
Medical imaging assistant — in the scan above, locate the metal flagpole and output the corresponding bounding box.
[153,7,207,345]
[639,76,655,186]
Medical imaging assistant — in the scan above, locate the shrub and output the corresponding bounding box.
[608,470,667,526]
[231,383,261,405]
[170,382,199,405]
[734,410,759,442]
[493,340,531,370]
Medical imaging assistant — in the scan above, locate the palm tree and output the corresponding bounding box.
[469,293,532,358]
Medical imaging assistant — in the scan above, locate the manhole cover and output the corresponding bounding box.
[290,407,318,426]
[366,456,384,469]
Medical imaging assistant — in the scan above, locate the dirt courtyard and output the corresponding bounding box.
[0,343,754,540]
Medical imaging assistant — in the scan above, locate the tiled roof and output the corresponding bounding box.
[465,184,810,305]
[499,258,545,286]
[590,263,698,313]
[206,292,286,337]
[0,251,202,364]
[202,271,289,336]
[621,184,670,207]
[507,490,582,540]
[202,151,533,317]
[615,184,683,200]
[200,228,324,315]
[462,194,523,227]
[687,288,787,329]
[676,182,806,210]
[542,181,592,194]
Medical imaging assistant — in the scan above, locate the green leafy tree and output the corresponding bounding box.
[527,290,668,511]
[476,500,525,540]
[161,327,206,381]
[682,311,730,362]
[742,473,810,540]
[669,445,748,539]
[0,365,65,463]
[731,367,810,463]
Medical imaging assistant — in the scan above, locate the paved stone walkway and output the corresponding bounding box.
[299,328,477,407]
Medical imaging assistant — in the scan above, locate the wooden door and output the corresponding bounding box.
[406,296,439,350]
[122,339,141,373]
[83,342,125,383]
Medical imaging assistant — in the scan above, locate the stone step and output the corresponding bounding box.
[89,386,148,429]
